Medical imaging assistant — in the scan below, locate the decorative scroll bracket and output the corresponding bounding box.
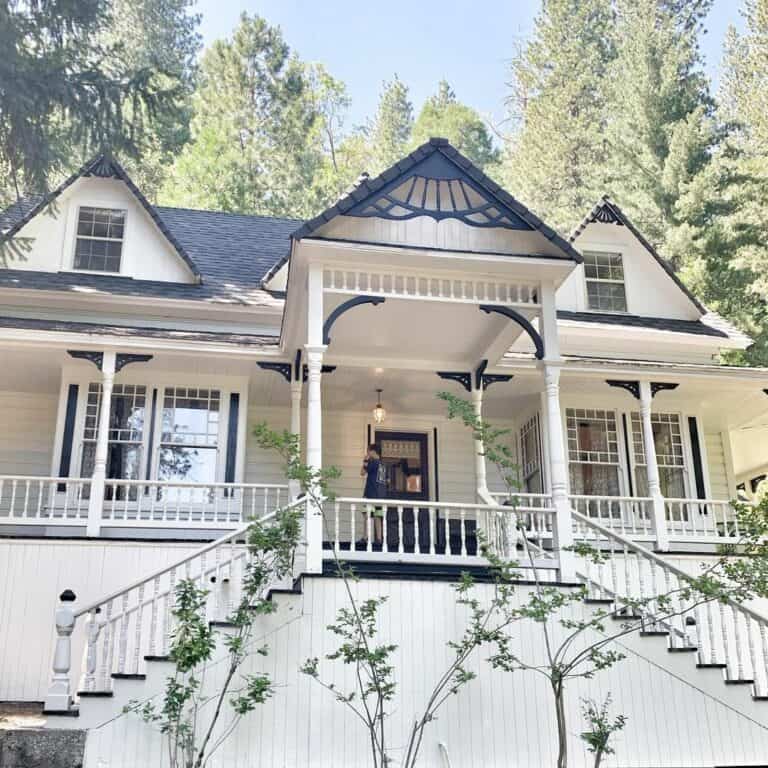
[67,350,104,370]
[478,304,545,360]
[302,364,337,383]
[257,362,293,383]
[651,382,679,398]
[607,380,680,400]
[436,371,472,393]
[474,359,513,391]
[323,295,385,346]
[115,354,153,373]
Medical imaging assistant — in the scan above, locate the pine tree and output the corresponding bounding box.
[0,0,187,208]
[367,76,414,174]
[159,13,324,218]
[411,80,498,169]
[499,0,616,231]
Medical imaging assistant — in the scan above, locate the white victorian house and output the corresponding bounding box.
[1,139,768,767]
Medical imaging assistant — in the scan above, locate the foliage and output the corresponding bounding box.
[125,502,302,768]
[411,80,499,169]
[366,75,414,176]
[580,695,627,768]
[253,419,523,768]
[441,390,768,768]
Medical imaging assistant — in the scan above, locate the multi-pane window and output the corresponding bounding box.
[81,384,147,497]
[520,414,543,494]
[158,387,221,487]
[566,409,621,496]
[584,251,627,312]
[74,207,125,272]
[631,412,686,498]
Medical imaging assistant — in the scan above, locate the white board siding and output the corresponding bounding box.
[705,432,731,500]
[82,578,768,767]
[0,539,198,701]
[0,391,58,476]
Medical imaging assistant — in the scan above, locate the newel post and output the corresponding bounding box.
[639,381,670,551]
[87,350,116,537]
[44,589,77,712]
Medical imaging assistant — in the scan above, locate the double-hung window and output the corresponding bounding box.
[584,251,627,312]
[566,409,622,497]
[74,207,125,273]
[630,412,687,498]
[80,383,147,498]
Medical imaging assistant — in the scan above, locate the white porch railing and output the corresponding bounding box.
[571,495,655,539]
[572,511,768,697]
[322,496,558,570]
[0,476,91,524]
[45,498,307,705]
[663,498,744,540]
[102,479,289,528]
[0,475,289,531]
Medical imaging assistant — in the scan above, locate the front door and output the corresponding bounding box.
[375,431,429,502]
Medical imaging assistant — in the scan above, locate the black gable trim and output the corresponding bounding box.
[291,137,583,264]
[570,196,706,314]
[1,153,202,281]
[558,310,728,338]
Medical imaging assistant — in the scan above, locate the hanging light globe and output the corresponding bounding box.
[372,389,386,424]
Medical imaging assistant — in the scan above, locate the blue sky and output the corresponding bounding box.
[195,1,744,130]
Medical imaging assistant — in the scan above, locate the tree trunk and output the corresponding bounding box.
[594,746,604,768]
[553,682,568,768]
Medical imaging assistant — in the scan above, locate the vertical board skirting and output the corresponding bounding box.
[225,393,240,484]
[57,384,79,490]
[688,416,707,500]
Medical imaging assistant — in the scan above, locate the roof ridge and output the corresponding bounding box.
[156,204,303,224]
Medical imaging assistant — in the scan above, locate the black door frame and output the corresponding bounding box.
[374,429,431,502]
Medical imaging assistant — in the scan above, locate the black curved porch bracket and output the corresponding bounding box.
[479,304,545,360]
[323,295,386,345]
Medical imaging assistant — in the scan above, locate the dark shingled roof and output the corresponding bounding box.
[0,315,281,348]
[0,188,298,306]
[557,310,728,338]
[570,196,707,314]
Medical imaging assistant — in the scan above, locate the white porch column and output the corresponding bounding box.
[86,351,116,537]
[304,262,325,573]
[471,385,494,504]
[289,376,303,502]
[539,281,575,581]
[639,381,670,551]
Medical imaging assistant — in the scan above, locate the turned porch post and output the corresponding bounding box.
[87,350,116,537]
[639,381,670,551]
[44,590,77,712]
[471,384,494,504]
[304,263,325,573]
[539,281,575,581]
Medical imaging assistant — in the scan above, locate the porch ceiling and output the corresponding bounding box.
[321,293,534,368]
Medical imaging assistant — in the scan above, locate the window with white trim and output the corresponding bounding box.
[584,251,627,312]
[630,412,687,498]
[80,383,147,498]
[158,387,221,486]
[74,207,125,272]
[566,408,622,496]
[520,414,543,494]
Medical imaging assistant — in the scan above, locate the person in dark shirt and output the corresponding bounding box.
[360,443,386,545]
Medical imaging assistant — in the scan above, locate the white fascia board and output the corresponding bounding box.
[0,327,284,358]
[299,237,575,285]
[562,359,768,382]
[558,319,747,349]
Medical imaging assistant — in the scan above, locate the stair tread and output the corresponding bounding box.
[725,679,755,685]
[668,646,698,653]
[697,663,727,669]
[78,691,113,697]
[144,655,170,662]
[42,707,79,717]
[640,630,669,636]
[111,673,146,680]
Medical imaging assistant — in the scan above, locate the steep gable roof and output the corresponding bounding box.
[1,153,202,281]
[292,137,584,263]
[570,195,706,314]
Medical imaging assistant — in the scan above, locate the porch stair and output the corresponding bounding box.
[40,499,768,735]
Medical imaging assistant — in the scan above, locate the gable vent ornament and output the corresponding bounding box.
[372,389,387,425]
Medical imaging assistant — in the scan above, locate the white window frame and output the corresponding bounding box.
[519,413,544,494]
[582,250,628,313]
[69,205,128,275]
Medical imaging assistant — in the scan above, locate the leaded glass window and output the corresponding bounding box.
[566,409,621,497]
[584,251,627,312]
[74,207,125,273]
[630,412,687,498]
[520,414,543,494]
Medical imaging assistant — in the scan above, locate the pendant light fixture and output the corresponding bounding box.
[372,388,386,424]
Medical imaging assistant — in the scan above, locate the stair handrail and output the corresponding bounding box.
[572,509,768,627]
[73,497,306,619]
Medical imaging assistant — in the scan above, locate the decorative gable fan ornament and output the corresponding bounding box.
[372,389,387,425]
